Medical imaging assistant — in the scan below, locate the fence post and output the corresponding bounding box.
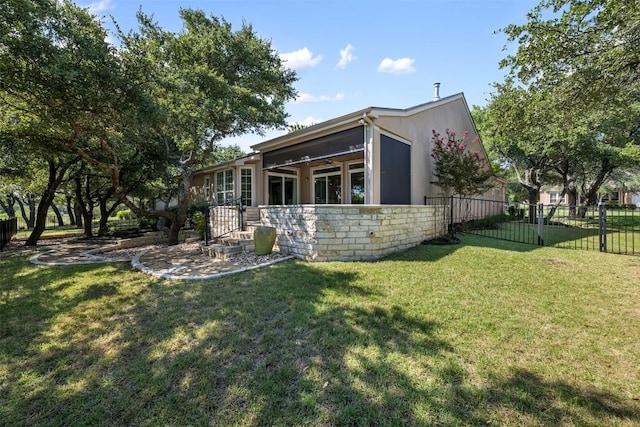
[449,195,454,237]
[204,206,210,246]
[537,203,544,246]
[238,197,244,231]
[598,203,607,252]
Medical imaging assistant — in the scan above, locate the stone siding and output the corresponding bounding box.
[260,205,448,261]
[209,206,241,238]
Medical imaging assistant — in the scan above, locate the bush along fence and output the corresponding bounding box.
[0,217,18,251]
[426,196,639,256]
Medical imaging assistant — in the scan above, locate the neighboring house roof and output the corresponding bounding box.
[251,93,469,153]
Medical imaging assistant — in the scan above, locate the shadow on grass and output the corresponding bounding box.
[1,256,638,425]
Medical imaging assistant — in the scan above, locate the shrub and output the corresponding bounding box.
[138,217,157,230]
[187,202,208,228]
[115,210,132,220]
[192,211,206,238]
[507,205,526,219]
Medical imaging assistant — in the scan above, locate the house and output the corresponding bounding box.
[539,187,568,205]
[191,85,506,261]
[539,187,639,207]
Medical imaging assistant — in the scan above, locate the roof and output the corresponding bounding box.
[194,152,260,174]
[251,93,466,152]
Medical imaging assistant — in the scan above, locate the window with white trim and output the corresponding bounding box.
[216,169,234,205]
[549,191,563,204]
[267,168,298,205]
[313,166,342,204]
[240,167,253,206]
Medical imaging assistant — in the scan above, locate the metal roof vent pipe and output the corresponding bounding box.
[433,82,441,101]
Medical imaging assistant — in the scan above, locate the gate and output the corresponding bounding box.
[426,197,639,256]
[0,217,18,251]
[205,197,243,244]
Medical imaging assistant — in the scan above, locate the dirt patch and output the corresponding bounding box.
[422,236,461,245]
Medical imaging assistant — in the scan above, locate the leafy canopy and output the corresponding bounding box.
[431,129,493,198]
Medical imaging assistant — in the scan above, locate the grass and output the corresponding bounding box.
[13,217,140,239]
[469,218,640,255]
[1,235,639,426]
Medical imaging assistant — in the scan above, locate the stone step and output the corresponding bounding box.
[221,238,254,251]
[229,230,255,240]
[200,243,243,261]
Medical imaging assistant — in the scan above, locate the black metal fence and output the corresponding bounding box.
[426,196,639,256]
[11,215,140,237]
[206,197,244,243]
[0,217,18,251]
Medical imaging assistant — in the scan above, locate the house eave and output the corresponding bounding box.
[250,93,466,153]
[251,107,372,152]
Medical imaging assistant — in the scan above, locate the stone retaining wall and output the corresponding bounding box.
[114,231,167,249]
[209,206,241,238]
[260,205,448,261]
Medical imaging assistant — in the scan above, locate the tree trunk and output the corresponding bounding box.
[51,203,64,226]
[0,195,17,218]
[165,167,195,245]
[25,159,73,246]
[66,194,76,225]
[74,202,83,229]
[16,198,31,229]
[527,187,539,224]
[74,174,94,238]
[545,188,566,222]
[97,188,118,237]
[27,196,36,229]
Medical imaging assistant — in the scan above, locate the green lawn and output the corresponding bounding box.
[1,235,639,426]
[470,219,640,255]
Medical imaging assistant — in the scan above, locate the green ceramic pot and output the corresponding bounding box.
[254,226,277,255]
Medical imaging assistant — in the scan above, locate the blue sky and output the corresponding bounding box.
[79,0,537,152]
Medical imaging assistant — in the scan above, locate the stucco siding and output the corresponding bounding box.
[376,96,485,202]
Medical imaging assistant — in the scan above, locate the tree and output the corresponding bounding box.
[0,0,137,245]
[211,144,247,164]
[288,123,310,133]
[501,0,640,105]
[431,129,493,198]
[113,9,297,244]
[483,82,556,211]
[497,0,640,216]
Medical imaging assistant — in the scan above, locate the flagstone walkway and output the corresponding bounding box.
[24,239,293,281]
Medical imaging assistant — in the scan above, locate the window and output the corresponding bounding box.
[348,163,364,204]
[268,168,298,205]
[549,191,564,204]
[216,170,234,205]
[313,166,342,204]
[240,167,253,206]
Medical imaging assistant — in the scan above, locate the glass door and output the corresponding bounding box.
[267,169,298,205]
[349,163,365,204]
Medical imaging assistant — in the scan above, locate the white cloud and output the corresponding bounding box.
[280,47,323,71]
[336,44,355,69]
[83,0,114,14]
[294,92,345,103]
[296,116,320,127]
[377,57,416,74]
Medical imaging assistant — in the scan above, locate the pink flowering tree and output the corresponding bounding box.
[431,129,493,198]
